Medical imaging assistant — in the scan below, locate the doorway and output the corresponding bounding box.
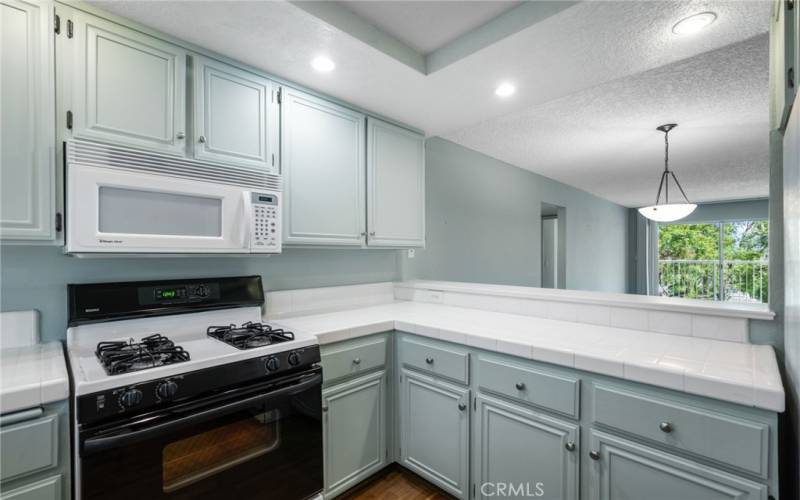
[541,203,566,289]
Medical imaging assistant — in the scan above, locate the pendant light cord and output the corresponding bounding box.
[653,125,691,205]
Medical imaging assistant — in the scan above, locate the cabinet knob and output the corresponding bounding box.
[176,131,185,139]
[353,358,361,365]
[659,421,673,434]
[458,403,467,411]
[425,357,434,364]
[589,450,600,461]
[322,405,328,413]
[369,231,376,236]
[198,135,207,143]
[360,232,366,237]
[515,382,526,391]
[564,441,576,452]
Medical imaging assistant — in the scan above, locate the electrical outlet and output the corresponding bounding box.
[407,248,415,258]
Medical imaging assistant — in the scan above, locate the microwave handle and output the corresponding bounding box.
[242,191,253,249]
[81,372,321,456]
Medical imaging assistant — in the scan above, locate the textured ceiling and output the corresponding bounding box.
[88,0,771,206]
[444,34,770,207]
[338,1,522,54]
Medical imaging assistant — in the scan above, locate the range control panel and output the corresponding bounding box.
[249,192,280,253]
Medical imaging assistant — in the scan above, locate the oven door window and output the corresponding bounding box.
[162,408,280,493]
[80,375,323,500]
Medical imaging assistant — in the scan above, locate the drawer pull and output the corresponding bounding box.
[458,403,467,412]
[659,421,673,433]
[425,357,434,364]
[515,382,526,390]
[353,358,361,365]
[564,441,576,452]
[589,450,600,461]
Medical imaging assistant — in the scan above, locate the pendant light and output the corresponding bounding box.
[638,124,697,222]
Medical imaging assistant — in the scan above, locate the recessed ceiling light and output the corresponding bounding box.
[672,12,717,36]
[495,82,516,98]
[311,56,335,72]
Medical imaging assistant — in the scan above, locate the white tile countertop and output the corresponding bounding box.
[0,342,70,414]
[268,301,785,412]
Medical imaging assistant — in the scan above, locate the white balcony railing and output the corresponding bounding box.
[657,259,769,303]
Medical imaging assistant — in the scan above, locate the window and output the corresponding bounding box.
[657,220,768,303]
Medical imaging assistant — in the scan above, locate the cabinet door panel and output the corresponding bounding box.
[193,56,273,170]
[589,430,767,500]
[281,88,365,246]
[366,118,424,247]
[70,11,186,154]
[323,371,387,498]
[400,370,469,498]
[475,396,578,500]
[0,0,55,240]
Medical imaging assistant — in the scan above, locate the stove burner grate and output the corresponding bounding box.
[95,333,190,375]
[207,321,295,350]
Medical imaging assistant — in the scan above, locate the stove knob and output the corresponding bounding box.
[195,284,209,297]
[287,351,300,366]
[265,356,280,372]
[118,388,143,409]
[157,381,179,400]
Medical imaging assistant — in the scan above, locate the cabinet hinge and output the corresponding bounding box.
[54,15,60,34]
[473,484,476,497]
[789,67,795,89]
[67,19,73,38]
[66,110,73,130]
[55,212,62,232]
[271,153,275,167]
[473,397,476,411]
[277,88,282,104]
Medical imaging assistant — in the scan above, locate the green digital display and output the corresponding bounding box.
[160,290,177,299]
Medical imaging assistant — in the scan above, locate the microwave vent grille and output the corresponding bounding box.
[66,140,282,191]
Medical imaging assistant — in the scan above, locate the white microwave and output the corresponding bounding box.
[64,140,282,256]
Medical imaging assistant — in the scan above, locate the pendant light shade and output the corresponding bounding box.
[638,124,697,222]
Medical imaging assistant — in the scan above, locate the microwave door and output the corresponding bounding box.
[66,164,248,254]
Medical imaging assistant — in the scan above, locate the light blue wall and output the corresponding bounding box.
[401,138,629,292]
[678,198,769,223]
[0,246,400,342]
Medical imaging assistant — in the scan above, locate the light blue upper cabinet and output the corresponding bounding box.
[67,10,187,155]
[281,87,366,246]
[322,371,388,498]
[474,395,579,500]
[399,370,469,498]
[192,55,277,170]
[588,430,767,500]
[0,0,56,241]
[366,118,425,247]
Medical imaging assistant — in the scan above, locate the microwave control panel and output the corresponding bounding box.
[249,192,280,252]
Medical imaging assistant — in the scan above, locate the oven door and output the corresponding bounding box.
[79,370,323,500]
[66,163,250,254]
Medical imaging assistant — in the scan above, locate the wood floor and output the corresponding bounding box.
[338,466,455,500]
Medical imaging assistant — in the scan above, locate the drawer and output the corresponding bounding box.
[0,413,58,482]
[0,475,61,500]
[592,385,769,477]
[321,336,387,384]
[399,336,469,384]
[477,356,580,418]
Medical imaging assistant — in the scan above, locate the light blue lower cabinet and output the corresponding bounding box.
[588,429,768,500]
[474,395,579,500]
[0,475,61,500]
[322,370,388,498]
[399,369,470,498]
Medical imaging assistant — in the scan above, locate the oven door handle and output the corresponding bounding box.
[81,372,321,456]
